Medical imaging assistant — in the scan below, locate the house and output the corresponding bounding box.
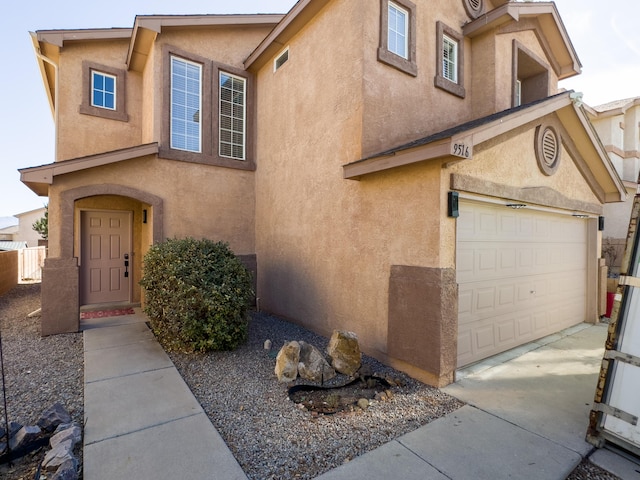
[585,97,640,277]
[21,0,625,386]
[15,207,48,247]
[0,224,18,242]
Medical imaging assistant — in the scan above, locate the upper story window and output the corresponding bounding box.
[435,22,465,98]
[388,2,408,59]
[80,61,128,122]
[160,45,255,171]
[377,0,417,76]
[442,35,458,83]
[219,72,246,160]
[171,56,202,153]
[91,71,116,110]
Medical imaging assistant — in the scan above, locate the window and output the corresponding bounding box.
[377,0,417,76]
[219,72,246,160]
[91,71,116,110]
[442,35,458,83]
[274,48,289,72]
[160,45,255,170]
[388,2,408,59]
[80,61,128,121]
[515,79,522,107]
[435,22,465,98]
[171,56,202,153]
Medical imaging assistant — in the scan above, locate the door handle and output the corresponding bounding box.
[124,253,129,278]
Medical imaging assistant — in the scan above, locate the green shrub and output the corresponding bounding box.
[140,238,254,352]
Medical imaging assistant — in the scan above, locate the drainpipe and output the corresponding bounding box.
[31,35,59,162]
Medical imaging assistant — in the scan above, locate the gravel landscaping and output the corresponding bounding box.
[0,284,627,479]
[0,284,83,480]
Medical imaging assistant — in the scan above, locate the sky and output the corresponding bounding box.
[0,0,638,220]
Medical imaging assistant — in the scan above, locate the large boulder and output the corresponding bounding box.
[9,425,41,450]
[50,423,82,450]
[274,341,301,382]
[327,330,361,376]
[298,341,336,383]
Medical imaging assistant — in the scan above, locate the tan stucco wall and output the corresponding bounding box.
[56,40,142,160]
[47,155,255,263]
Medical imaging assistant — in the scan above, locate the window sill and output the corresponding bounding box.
[434,76,465,98]
[79,104,129,122]
[158,146,256,171]
[377,48,418,77]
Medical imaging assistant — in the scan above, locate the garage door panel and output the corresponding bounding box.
[457,201,587,367]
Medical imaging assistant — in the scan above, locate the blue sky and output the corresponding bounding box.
[0,0,638,219]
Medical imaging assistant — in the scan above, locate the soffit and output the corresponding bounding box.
[19,143,159,197]
[463,2,581,80]
[343,92,626,203]
[127,14,284,72]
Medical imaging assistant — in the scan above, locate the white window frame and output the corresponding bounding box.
[515,79,522,107]
[219,71,246,160]
[443,35,458,84]
[91,71,117,111]
[170,56,202,153]
[388,1,409,59]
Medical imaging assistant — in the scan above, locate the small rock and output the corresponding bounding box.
[50,424,81,450]
[357,398,369,410]
[385,389,394,400]
[374,391,388,402]
[42,439,76,472]
[50,457,79,480]
[38,403,72,433]
[264,339,272,350]
[9,425,41,450]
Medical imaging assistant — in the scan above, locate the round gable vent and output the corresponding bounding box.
[463,0,484,19]
[535,125,561,176]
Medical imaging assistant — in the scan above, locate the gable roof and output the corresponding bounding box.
[462,1,581,80]
[344,91,626,204]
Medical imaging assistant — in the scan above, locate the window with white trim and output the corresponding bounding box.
[170,56,202,153]
[442,35,458,83]
[91,71,116,110]
[219,72,246,160]
[388,2,408,59]
[377,0,417,76]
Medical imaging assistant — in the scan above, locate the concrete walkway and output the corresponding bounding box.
[82,310,640,480]
[81,310,247,480]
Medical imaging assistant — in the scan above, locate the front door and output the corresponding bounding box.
[80,210,132,305]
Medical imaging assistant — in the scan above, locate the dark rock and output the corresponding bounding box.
[9,425,42,450]
[50,458,79,480]
[42,439,76,472]
[38,402,72,433]
[298,341,336,383]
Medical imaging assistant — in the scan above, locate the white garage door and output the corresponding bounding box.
[456,200,587,367]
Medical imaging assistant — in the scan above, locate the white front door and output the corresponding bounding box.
[456,200,587,367]
[80,210,132,305]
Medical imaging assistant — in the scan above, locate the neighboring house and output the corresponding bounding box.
[0,224,18,241]
[15,207,47,247]
[585,98,640,276]
[21,0,625,386]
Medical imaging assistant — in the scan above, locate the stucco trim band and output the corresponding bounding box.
[450,173,603,215]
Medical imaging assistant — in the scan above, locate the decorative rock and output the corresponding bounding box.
[42,439,76,472]
[38,402,72,433]
[327,331,362,376]
[50,424,82,450]
[357,398,369,410]
[264,339,272,350]
[274,341,301,382]
[9,425,41,450]
[50,458,79,480]
[298,341,336,383]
